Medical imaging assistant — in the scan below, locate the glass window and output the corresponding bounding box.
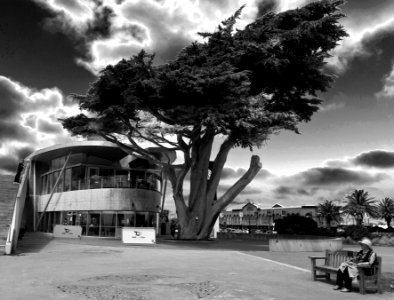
[51,156,66,170]
[54,212,62,225]
[71,166,86,190]
[88,213,101,236]
[136,212,148,227]
[89,167,101,189]
[56,170,64,193]
[117,212,135,227]
[148,212,157,228]
[64,168,71,191]
[146,173,161,191]
[101,212,116,237]
[41,175,47,195]
[52,171,59,192]
[47,173,53,194]
[100,168,114,188]
[77,212,88,236]
[115,170,129,188]
[129,170,141,188]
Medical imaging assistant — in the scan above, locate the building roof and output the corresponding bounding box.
[27,141,128,162]
[26,141,177,164]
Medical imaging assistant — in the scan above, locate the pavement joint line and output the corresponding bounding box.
[236,251,311,273]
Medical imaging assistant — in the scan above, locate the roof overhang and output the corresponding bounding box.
[27,141,128,163]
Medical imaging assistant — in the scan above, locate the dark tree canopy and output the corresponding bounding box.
[275,214,319,235]
[62,0,347,239]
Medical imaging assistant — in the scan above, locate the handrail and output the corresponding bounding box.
[5,160,31,255]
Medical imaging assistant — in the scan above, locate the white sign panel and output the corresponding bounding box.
[122,227,156,244]
[53,225,82,239]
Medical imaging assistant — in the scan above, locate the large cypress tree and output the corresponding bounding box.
[62,1,347,239]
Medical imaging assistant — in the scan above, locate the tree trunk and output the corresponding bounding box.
[356,214,363,226]
[385,217,392,228]
[174,155,262,240]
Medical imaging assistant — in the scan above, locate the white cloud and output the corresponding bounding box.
[33,0,263,74]
[319,102,345,113]
[376,68,394,99]
[0,76,80,173]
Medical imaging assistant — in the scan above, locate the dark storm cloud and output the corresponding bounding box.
[115,24,148,43]
[0,77,24,119]
[327,24,394,101]
[0,76,66,143]
[274,186,315,196]
[300,167,386,186]
[0,155,19,174]
[0,145,34,174]
[86,6,114,40]
[16,146,35,160]
[0,1,94,95]
[256,0,278,17]
[352,150,394,168]
[0,121,33,142]
[217,184,263,196]
[155,35,191,65]
[221,167,271,180]
[37,119,63,134]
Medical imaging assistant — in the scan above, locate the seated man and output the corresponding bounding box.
[334,237,377,293]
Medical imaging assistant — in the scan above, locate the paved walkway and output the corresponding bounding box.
[0,235,392,300]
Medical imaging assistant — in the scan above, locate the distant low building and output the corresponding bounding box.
[220,202,323,230]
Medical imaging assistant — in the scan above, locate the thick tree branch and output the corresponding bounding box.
[214,155,262,211]
[206,138,234,203]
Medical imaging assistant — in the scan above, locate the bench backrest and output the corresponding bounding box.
[325,250,354,268]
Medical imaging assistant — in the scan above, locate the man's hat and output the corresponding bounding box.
[359,237,373,249]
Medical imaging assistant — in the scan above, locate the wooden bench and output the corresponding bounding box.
[309,250,382,294]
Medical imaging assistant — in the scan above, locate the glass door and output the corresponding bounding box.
[88,213,101,236]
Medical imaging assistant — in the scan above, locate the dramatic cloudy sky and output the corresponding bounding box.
[2,0,394,212]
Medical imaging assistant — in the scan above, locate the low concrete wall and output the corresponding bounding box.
[269,238,343,252]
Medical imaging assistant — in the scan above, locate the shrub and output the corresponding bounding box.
[315,227,337,237]
[274,214,318,235]
[368,226,381,233]
[385,226,394,233]
[343,225,371,241]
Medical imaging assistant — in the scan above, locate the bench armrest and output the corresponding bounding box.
[356,264,371,269]
[309,256,326,260]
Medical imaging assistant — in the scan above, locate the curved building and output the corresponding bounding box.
[23,140,175,238]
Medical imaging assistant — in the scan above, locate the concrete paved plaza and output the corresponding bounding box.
[0,234,392,300]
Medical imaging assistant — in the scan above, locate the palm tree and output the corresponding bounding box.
[377,197,394,228]
[317,200,341,229]
[343,190,377,226]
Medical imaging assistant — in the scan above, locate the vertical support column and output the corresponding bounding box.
[32,160,37,232]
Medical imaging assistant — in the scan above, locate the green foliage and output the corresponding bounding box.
[343,190,378,225]
[274,214,318,235]
[377,197,394,227]
[62,0,347,151]
[343,225,371,241]
[317,200,341,227]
